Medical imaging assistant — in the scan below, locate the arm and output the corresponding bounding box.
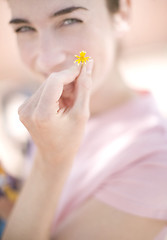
[53,198,167,240]
[2,61,93,240]
[2,153,74,240]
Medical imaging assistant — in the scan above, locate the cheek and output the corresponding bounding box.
[80,29,116,91]
[17,38,36,70]
[60,25,96,57]
[61,31,89,57]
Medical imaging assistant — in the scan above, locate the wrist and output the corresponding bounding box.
[32,150,74,180]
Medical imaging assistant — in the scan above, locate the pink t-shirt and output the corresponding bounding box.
[52,93,167,239]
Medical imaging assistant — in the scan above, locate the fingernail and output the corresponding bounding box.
[86,59,94,75]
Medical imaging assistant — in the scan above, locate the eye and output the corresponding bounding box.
[15,26,36,33]
[62,18,83,26]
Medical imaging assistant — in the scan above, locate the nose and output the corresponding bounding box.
[35,33,66,75]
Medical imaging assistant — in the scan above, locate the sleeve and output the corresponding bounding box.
[94,151,167,220]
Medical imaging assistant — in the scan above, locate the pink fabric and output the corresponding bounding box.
[52,93,167,239]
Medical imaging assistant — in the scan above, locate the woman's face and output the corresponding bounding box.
[8,0,117,90]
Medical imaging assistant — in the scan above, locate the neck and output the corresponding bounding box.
[90,66,137,117]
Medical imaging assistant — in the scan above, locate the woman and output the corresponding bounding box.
[2,0,167,239]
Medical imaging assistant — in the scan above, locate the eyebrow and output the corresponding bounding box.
[51,6,88,18]
[9,6,88,25]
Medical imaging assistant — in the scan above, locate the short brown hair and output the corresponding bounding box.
[106,0,119,13]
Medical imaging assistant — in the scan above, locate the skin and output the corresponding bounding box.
[2,0,167,239]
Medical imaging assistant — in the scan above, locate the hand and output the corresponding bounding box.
[18,61,93,168]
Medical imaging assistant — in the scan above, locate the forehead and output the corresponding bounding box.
[8,0,107,19]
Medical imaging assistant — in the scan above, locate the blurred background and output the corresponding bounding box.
[120,0,167,116]
[0,0,167,178]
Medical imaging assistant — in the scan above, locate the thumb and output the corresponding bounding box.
[71,59,94,117]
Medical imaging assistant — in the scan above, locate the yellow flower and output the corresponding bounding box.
[74,51,91,65]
